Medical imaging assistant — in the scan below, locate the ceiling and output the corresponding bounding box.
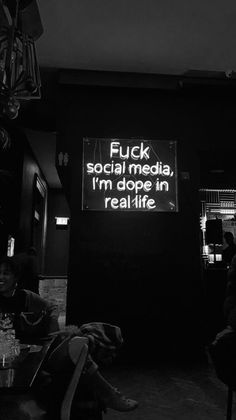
[36,0,236,75]
[24,1,236,188]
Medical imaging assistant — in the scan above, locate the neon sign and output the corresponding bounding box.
[82,138,178,211]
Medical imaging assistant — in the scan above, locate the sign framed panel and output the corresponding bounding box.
[82,138,178,212]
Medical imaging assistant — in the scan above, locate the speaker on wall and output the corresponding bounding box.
[205,219,223,244]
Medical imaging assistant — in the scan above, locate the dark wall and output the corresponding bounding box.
[44,188,70,276]
[0,120,47,259]
[17,142,47,254]
[56,79,236,362]
[0,120,24,243]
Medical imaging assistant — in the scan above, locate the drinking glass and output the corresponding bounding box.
[0,313,19,365]
[0,313,14,330]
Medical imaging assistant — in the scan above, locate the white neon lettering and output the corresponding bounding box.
[160,181,169,191]
[120,198,127,209]
[147,199,156,209]
[136,181,143,193]
[163,165,171,176]
[130,146,140,160]
[140,143,150,160]
[126,180,135,191]
[99,179,112,191]
[104,164,111,174]
[92,177,96,190]
[87,161,172,177]
[150,164,158,175]
[105,197,111,208]
[128,164,142,175]
[142,195,148,206]
[114,163,123,175]
[156,179,169,191]
[143,181,152,192]
[110,141,150,161]
[104,194,157,209]
[150,162,162,175]
[87,141,175,211]
[87,163,94,173]
[117,178,126,191]
[93,163,103,173]
[142,164,150,175]
[110,198,119,209]
[110,142,120,158]
[120,146,130,160]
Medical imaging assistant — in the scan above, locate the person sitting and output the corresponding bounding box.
[0,255,59,340]
[13,247,39,294]
[213,253,236,342]
[44,322,138,413]
[222,231,236,268]
[211,253,236,386]
[222,252,236,333]
[0,256,138,414]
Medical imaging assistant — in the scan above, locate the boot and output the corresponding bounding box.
[68,337,138,412]
[102,386,138,412]
[88,370,138,412]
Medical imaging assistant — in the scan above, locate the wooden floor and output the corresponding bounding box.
[102,360,233,420]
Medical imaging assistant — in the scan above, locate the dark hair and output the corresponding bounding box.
[0,256,20,278]
[224,231,234,242]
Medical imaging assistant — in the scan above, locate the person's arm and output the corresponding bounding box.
[25,290,60,336]
[43,299,60,334]
[213,325,234,344]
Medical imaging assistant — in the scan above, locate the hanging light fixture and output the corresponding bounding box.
[0,0,42,119]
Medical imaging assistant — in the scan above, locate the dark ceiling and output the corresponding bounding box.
[37,0,236,76]
[4,0,236,188]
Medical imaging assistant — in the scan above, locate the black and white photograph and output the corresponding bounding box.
[1,1,236,419]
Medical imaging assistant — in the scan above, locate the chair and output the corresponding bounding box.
[47,336,104,420]
[60,338,88,420]
[226,387,234,420]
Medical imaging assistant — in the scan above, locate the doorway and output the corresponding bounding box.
[200,188,236,266]
[199,188,236,341]
[31,174,47,275]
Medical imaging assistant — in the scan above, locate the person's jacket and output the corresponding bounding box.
[0,289,59,339]
[224,255,236,329]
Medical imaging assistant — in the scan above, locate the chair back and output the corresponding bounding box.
[60,339,88,420]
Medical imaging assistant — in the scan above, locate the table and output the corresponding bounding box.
[0,338,54,392]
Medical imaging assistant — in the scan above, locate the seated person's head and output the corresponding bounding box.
[224,232,235,245]
[0,256,19,297]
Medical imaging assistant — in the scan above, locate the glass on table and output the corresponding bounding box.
[0,313,15,330]
[0,313,20,364]
[0,341,12,365]
[11,339,20,357]
[0,339,21,365]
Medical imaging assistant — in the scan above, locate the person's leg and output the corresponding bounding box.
[68,336,138,412]
[19,399,47,420]
[86,369,138,411]
[0,396,46,420]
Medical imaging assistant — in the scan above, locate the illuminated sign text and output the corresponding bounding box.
[82,138,178,212]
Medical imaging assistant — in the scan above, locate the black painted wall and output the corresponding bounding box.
[0,120,25,249]
[17,143,47,255]
[56,76,236,362]
[0,119,47,260]
[44,188,70,276]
